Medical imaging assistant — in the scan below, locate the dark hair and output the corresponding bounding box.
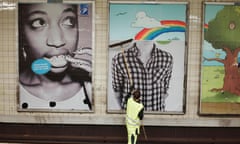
[132,90,140,100]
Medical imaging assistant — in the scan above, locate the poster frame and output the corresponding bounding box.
[107,1,189,115]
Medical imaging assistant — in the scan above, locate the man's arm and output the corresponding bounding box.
[138,108,144,120]
[124,91,131,104]
[123,85,134,106]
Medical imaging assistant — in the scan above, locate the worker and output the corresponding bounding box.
[126,89,144,144]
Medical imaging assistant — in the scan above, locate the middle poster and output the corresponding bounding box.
[108,2,188,114]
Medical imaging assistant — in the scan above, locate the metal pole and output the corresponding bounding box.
[142,124,148,140]
[121,47,133,86]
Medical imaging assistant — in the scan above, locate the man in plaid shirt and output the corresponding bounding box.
[112,40,173,111]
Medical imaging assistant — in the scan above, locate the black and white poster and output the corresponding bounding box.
[18,2,94,112]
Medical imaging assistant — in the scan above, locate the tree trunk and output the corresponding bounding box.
[222,48,240,95]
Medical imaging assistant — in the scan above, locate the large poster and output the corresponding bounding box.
[200,2,240,115]
[17,2,94,112]
[108,2,188,113]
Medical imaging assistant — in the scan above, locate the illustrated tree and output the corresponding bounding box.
[205,6,240,95]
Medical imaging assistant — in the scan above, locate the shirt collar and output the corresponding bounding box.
[129,43,158,57]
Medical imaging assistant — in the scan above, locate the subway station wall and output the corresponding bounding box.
[1,0,240,127]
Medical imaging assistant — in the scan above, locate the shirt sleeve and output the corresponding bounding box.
[164,54,173,94]
[112,54,124,92]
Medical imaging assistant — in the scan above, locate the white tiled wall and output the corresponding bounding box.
[0,0,239,126]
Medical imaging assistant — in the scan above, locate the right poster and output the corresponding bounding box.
[200,2,240,115]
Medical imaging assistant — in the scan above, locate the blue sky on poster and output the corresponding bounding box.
[109,3,186,41]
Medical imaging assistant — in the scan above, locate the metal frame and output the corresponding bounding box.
[17,0,95,113]
[199,1,240,115]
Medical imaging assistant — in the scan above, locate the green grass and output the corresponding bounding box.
[201,66,240,103]
[156,40,171,45]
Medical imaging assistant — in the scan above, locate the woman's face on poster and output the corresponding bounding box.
[22,4,78,62]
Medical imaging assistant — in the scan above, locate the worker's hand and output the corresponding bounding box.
[130,85,134,92]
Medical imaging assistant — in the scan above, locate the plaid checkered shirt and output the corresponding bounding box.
[112,44,173,111]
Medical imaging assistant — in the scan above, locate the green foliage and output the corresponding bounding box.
[205,6,240,50]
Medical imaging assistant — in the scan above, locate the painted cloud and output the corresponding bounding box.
[131,11,162,28]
